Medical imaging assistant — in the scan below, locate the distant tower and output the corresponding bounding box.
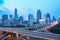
[46,13,51,24]
[28,14,34,25]
[9,14,13,20]
[2,14,9,26]
[9,14,13,25]
[58,16,60,23]
[37,10,42,24]
[19,16,23,24]
[46,13,50,20]
[14,8,18,24]
[14,8,18,20]
[52,16,56,22]
[2,14,8,21]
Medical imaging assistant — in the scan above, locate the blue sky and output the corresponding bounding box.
[0,0,60,19]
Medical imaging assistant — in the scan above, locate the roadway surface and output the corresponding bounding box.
[0,27,60,40]
[35,21,59,32]
[0,32,10,40]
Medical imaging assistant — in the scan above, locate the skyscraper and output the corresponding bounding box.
[2,14,8,21]
[58,16,60,22]
[28,14,34,25]
[14,8,18,24]
[2,14,10,26]
[46,13,51,24]
[19,16,23,24]
[14,8,18,20]
[52,16,56,22]
[46,13,50,20]
[9,14,13,20]
[37,10,42,24]
[9,14,13,25]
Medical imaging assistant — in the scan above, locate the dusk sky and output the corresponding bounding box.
[0,0,60,19]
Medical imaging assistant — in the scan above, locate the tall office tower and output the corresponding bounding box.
[37,10,42,24]
[9,14,13,20]
[42,15,47,25]
[14,8,18,24]
[2,14,8,22]
[58,16,60,23]
[9,14,13,25]
[2,14,10,26]
[14,8,18,20]
[28,14,34,25]
[46,13,51,24]
[52,16,56,22]
[19,16,23,24]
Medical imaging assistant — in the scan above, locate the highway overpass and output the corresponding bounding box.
[0,27,60,40]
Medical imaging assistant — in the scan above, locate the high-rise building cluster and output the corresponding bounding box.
[0,8,59,27]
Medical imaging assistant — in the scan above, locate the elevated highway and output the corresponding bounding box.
[0,27,60,40]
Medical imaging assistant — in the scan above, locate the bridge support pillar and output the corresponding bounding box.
[12,33,20,40]
[0,31,3,36]
[26,35,30,40]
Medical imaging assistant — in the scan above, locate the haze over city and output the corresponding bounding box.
[0,0,60,19]
[0,0,60,40]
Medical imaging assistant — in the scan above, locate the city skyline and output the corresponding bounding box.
[0,0,60,40]
[0,0,60,19]
[0,7,59,20]
[0,8,58,26]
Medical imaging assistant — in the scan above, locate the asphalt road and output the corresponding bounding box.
[0,27,60,40]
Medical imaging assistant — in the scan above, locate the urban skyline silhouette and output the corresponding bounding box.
[0,0,60,19]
